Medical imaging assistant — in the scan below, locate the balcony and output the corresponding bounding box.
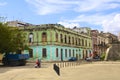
[97,43,109,48]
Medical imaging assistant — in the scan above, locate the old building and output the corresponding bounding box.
[104,32,118,44]
[118,32,120,41]
[97,32,107,56]
[91,30,99,58]
[91,30,118,59]
[97,32,118,57]
[6,20,34,27]
[21,24,92,61]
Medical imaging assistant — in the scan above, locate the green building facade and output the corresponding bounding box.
[22,24,92,61]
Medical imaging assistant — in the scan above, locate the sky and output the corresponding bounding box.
[0,0,120,35]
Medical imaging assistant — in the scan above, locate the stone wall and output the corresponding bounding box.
[105,44,120,60]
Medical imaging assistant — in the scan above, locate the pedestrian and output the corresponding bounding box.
[35,59,41,68]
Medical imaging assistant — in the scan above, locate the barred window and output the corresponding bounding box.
[42,48,47,57]
[56,33,58,42]
[65,49,67,57]
[56,48,58,57]
[69,49,71,57]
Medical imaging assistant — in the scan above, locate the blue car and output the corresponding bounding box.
[68,57,77,61]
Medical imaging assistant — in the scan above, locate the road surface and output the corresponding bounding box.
[0,61,120,80]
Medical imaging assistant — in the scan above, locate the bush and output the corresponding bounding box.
[100,53,106,60]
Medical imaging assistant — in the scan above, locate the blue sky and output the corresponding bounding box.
[0,0,120,35]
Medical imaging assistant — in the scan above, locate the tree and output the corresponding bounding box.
[0,23,26,54]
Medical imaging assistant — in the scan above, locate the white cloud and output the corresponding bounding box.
[25,0,120,34]
[58,13,120,34]
[74,0,120,12]
[0,2,7,6]
[102,14,120,34]
[25,0,77,15]
[58,21,80,28]
[25,0,120,15]
[59,13,115,25]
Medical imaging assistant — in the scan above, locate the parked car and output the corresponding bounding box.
[93,56,100,61]
[85,57,92,61]
[68,57,77,61]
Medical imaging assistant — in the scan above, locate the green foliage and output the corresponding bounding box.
[100,53,106,60]
[0,23,27,53]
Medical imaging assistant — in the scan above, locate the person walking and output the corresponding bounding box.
[35,59,41,68]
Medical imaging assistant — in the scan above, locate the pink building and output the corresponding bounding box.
[91,30,99,58]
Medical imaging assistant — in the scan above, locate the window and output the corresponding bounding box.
[89,43,91,47]
[83,50,84,58]
[61,49,63,61]
[65,35,67,43]
[65,49,67,57]
[73,50,74,57]
[42,48,47,57]
[76,50,78,54]
[68,36,71,44]
[29,33,33,43]
[42,32,47,42]
[79,49,81,53]
[69,49,71,57]
[29,49,33,58]
[72,37,74,45]
[79,39,81,46]
[60,34,63,43]
[86,40,87,46]
[56,33,58,42]
[82,39,84,46]
[56,48,58,57]
[86,50,88,57]
[79,54,81,59]
[76,38,77,45]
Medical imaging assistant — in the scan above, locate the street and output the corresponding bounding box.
[0,61,120,80]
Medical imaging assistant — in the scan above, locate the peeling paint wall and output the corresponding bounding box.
[30,45,85,61]
[22,24,92,61]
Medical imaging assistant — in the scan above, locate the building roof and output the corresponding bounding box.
[6,20,34,27]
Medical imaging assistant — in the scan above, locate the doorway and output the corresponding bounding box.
[61,49,63,61]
